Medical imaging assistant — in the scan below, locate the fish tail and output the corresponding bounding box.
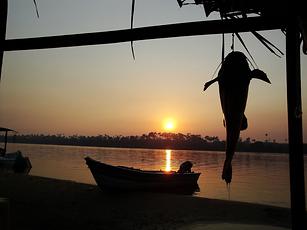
[222,158,232,184]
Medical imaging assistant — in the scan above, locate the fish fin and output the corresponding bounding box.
[250,69,271,84]
[203,77,218,91]
[241,114,248,130]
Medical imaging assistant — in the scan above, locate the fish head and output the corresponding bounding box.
[218,51,251,85]
[223,51,248,67]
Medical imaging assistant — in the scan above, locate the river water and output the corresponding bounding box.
[6,143,307,208]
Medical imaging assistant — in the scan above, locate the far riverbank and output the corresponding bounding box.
[2,133,307,154]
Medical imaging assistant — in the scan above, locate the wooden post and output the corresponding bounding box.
[0,0,8,81]
[4,130,8,154]
[286,19,306,229]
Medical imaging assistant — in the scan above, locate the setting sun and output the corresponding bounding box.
[164,119,175,131]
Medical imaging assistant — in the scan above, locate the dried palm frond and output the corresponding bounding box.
[251,31,284,57]
[176,0,285,63]
[33,0,39,18]
[130,0,136,60]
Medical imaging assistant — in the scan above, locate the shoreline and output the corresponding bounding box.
[0,173,295,230]
[6,141,307,155]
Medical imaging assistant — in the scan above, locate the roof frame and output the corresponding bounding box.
[4,17,284,51]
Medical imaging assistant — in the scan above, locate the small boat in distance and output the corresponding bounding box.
[85,157,201,194]
[0,127,32,174]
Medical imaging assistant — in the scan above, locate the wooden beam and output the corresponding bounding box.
[4,17,284,51]
[0,0,8,81]
[286,19,307,230]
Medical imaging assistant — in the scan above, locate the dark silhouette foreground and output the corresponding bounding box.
[0,173,294,230]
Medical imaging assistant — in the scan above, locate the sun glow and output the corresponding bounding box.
[164,119,175,131]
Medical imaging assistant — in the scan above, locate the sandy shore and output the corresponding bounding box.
[0,173,294,230]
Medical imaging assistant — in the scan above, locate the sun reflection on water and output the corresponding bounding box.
[8,143,305,207]
[165,149,172,172]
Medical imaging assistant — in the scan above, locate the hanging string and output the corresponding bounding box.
[204,12,225,90]
[210,62,222,80]
[222,33,225,62]
[209,13,224,80]
[207,12,224,81]
[220,13,225,63]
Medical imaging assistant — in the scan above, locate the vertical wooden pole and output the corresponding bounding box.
[0,0,8,81]
[4,130,8,154]
[286,19,306,229]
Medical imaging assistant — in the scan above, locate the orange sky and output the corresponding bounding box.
[0,1,307,142]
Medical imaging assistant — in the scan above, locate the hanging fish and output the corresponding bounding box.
[204,51,271,184]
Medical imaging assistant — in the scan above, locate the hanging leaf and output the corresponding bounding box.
[130,0,136,60]
[33,0,39,18]
[251,31,284,57]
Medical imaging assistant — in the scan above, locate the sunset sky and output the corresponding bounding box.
[1,0,307,142]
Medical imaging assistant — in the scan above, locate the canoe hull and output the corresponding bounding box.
[85,157,200,194]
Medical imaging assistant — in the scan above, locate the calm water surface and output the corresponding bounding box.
[6,143,307,208]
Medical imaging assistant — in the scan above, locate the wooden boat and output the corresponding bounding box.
[0,127,32,174]
[85,157,201,194]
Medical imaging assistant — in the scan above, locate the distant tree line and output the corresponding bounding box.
[2,132,307,154]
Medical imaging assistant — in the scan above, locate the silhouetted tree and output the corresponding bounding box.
[1,132,305,154]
